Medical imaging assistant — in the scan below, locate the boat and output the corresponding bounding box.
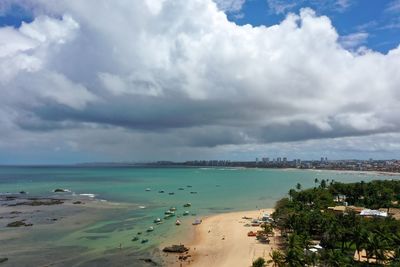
[132,237,139,241]
[145,188,151,191]
[165,210,175,215]
[247,231,257,237]
[168,192,175,195]
[175,219,181,225]
[183,211,190,216]
[257,235,270,244]
[169,207,177,211]
[178,188,184,190]
[137,232,142,235]
[186,185,192,188]
[190,191,197,194]
[192,219,202,225]
[146,226,154,232]
[153,218,162,223]
[158,190,165,193]
[183,203,191,207]
[141,239,149,244]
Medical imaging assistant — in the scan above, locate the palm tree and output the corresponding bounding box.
[262,223,274,237]
[268,250,285,267]
[320,179,327,189]
[350,226,366,261]
[296,183,302,191]
[364,232,388,264]
[288,189,296,201]
[252,257,266,267]
[285,234,305,267]
[321,250,350,267]
[388,232,400,263]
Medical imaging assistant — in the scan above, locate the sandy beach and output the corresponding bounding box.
[162,208,279,267]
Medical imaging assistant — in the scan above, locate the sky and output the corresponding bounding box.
[0,0,400,164]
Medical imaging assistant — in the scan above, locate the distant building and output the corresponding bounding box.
[262,157,269,163]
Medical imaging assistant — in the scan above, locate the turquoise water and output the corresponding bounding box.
[1,166,399,265]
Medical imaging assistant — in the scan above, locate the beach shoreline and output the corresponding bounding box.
[161,208,278,267]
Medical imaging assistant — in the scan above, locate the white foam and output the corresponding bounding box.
[80,193,96,198]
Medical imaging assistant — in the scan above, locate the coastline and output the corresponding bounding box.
[161,208,278,267]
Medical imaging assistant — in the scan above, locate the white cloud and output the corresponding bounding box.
[267,0,298,14]
[339,32,369,49]
[213,0,246,12]
[386,0,400,13]
[0,0,400,161]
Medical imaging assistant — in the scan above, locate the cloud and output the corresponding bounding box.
[266,0,353,15]
[0,1,400,162]
[213,0,246,13]
[267,0,298,14]
[386,0,400,13]
[339,32,369,49]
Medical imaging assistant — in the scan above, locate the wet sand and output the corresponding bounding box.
[0,194,155,267]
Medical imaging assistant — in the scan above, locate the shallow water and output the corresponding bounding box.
[0,166,399,266]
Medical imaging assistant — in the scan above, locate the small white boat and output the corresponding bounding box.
[175,219,181,226]
[145,188,151,191]
[192,219,202,225]
[169,207,177,211]
[183,203,191,207]
[183,211,190,216]
[146,226,154,232]
[153,218,162,223]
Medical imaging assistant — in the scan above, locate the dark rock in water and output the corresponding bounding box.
[54,188,69,193]
[0,258,8,263]
[12,199,64,206]
[139,258,158,265]
[7,220,33,227]
[162,244,189,253]
[31,199,64,206]
[73,201,84,204]
[10,211,22,214]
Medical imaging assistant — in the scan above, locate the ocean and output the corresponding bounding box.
[0,166,398,266]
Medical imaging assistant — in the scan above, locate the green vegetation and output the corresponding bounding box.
[270,179,400,266]
[252,257,266,267]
